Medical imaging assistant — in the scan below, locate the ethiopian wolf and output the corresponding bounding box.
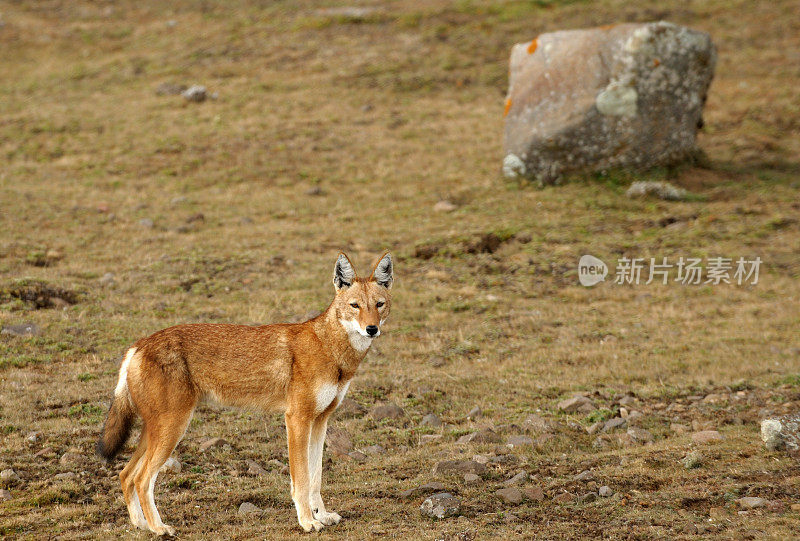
[97,252,393,535]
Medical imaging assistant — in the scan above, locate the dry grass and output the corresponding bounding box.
[1,0,799,539]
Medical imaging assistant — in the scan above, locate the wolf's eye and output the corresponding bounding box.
[350,302,359,309]
[376,301,385,308]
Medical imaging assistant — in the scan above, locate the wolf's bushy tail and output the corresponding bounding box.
[96,349,137,460]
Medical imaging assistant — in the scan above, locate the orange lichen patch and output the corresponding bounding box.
[653,58,661,67]
[599,23,617,31]
[503,98,512,117]
[527,38,538,54]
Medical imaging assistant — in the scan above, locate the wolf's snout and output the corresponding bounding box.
[365,325,379,337]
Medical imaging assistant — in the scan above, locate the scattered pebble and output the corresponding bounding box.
[457,427,501,445]
[466,406,483,420]
[420,413,443,428]
[691,430,723,444]
[433,460,486,475]
[246,459,267,477]
[553,492,575,503]
[603,417,627,432]
[1,324,40,337]
[160,457,181,474]
[99,272,115,286]
[626,181,689,201]
[420,492,460,519]
[1,469,20,485]
[505,435,533,448]
[369,401,405,421]
[348,451,367,462]
[522,414,551,433]
[420,434,442,445]
[464,473,480,484]
[578,492,598,503]
[523,486,544,501]
[138,218,154,229]
[670,423,689,434]
[503,471,527,486]
[400,482,446,499]
[59,451,82,466]
[471,454,490,465]
[587,422,603,435]
[326,427,353,456]
[683,451,703,469]
[574,470,593,482]
[598,486,614,498]
[54,472,78,482]
[26,431,42,444]
[182,85,209,102]
[238,502,261,515]
[199,437,227,452]
[363,444,385,456]
[736,497,767,509]
[557,396,596,414]
[626,427,654,444]
[495,487,524,504]
[433,201,458,212]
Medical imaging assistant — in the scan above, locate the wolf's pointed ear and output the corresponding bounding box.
[333,253,356,290]
[370,252,393,289]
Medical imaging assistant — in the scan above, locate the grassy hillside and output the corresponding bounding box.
[1,1,799,539]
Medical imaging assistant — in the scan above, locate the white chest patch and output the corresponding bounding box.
[315,382,339,414]
[339,318,373,353]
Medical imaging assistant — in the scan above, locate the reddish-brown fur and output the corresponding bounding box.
[97,253,393,535]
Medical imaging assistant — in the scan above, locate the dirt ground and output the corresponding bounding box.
[1,0,799,539]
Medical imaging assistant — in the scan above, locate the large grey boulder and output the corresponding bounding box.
[503,21,716,184]
[761,414,800,453]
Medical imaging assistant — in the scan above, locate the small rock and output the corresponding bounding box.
[420,492,460,519]
[619,407,629,418]
[363,444,385,456]
[495,487,524,504]
[246,459,267,477]
[587,422,603,435]
[305,186,324,196]
[138,218,154,229]
[35,447,55,458]
[457,428,501,445]
[671,423,689,435]
[238,502,261,515]
[737,497,767,509]
[160,457,181,474]
[433,460,486,476]
[790,503,800,512]
[579,492,598,503]
[2,323,40,337]
[471,454,490,465]
[618,395,636,407]
[348,451,367,462]
[433,201,458,212]
[421,413,443,428]
[760,419,784,451]
[26,431,42,444]
[369,401,405,421]
[504,513,519,523]
[0,489,11,501]
[99,272,115,286]
[186,213,205,223]
[337,398,367,418]
[603,417,627,432]
[553,492,575,504]
[574,470,593,482]
[626,181,689,201]
[626,411,643,424]
[627,427,654,444]
[598,486,613,498]
[523,486,544,501]
[54,472,78,482]
[59,452,82,465]
[463,473,480,484]
[199,437,227,452]
[400,482,446,499]
[558,396,596,413]
[466,406,483,420]
[326,427,352,456]
[505,435,533,448]
[503,471,527,486]
[1,469,20,485]
[691,430,723,444]
[522,414,551,433]
[182,85,208,102]
[683,451,703,469]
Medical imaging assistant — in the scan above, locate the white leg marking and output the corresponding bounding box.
[309,422,340,526]
[115,348,136,397]
[129,490,148,529]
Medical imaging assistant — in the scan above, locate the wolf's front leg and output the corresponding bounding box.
[286,411,324,532]
[309,415,341,526]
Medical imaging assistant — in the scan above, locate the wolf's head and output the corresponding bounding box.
[331,252,393,351]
